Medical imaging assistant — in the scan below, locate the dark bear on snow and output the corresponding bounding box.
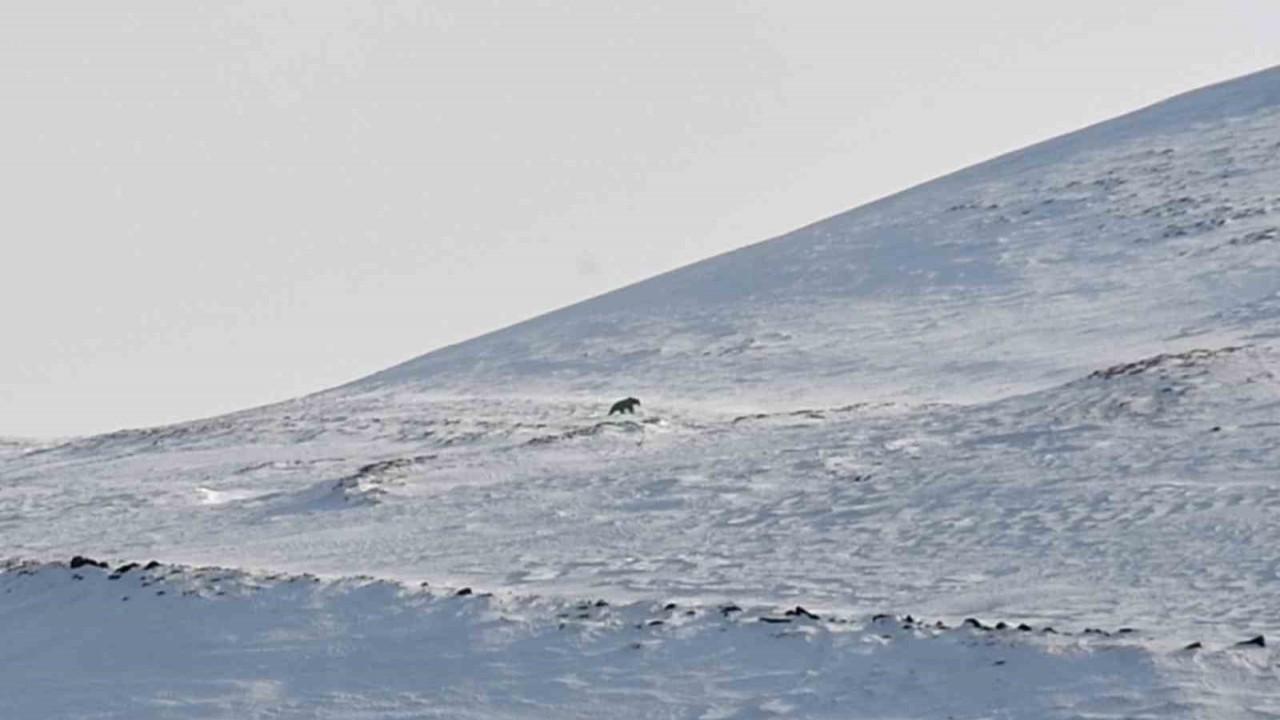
[609,397,641,415]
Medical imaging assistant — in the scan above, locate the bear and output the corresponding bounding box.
[609,397,641,415]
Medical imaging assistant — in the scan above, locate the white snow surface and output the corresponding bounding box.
[362,65,1280,409]
[5,67,1280,718]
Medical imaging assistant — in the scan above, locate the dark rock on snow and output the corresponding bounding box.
[784,606,820,620]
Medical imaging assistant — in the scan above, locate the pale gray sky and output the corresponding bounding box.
[2,1,1278,437]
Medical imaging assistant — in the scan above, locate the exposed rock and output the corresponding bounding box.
[784,606,820,620]
[1089,347,1241,380]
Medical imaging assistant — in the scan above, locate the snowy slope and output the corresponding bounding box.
[17,559,1262,720]
[360,65,1280,410]
[4,67,1280,718]
[0,438,31,460]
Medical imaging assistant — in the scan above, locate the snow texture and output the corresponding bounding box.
[4,66,1280,718]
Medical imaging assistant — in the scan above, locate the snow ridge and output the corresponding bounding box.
[8,558,1274,720]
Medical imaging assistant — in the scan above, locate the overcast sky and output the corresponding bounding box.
[3,1,1278,437]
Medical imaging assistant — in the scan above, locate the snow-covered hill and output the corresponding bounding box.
[4,67,1280,718]
[360,65,1280,411]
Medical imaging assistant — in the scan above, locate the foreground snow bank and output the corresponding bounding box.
[4,559,1271,720]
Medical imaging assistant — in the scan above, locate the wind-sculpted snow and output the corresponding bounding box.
[5,68,1280,717]
[5,347,1280,640]
[6,559,1277,720]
